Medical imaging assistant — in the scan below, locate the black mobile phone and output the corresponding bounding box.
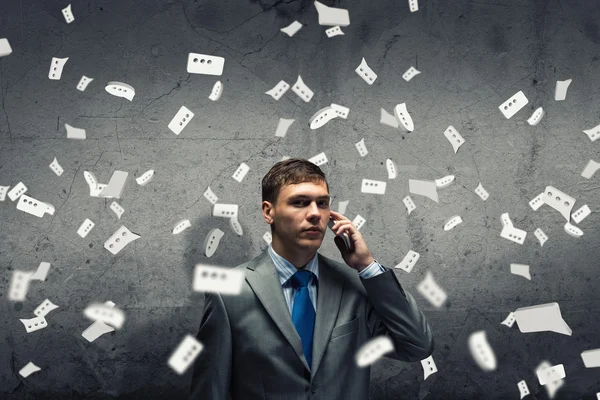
[328,217,353,251]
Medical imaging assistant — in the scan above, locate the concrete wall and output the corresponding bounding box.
[1,0,599,398]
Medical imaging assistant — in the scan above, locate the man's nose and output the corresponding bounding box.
[307,202,322,217]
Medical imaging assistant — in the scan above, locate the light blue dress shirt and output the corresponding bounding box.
[267,243,385,315]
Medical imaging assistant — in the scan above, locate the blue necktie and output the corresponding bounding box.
[290,270,316,369]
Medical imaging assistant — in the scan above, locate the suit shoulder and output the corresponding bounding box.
[318,253,368,296]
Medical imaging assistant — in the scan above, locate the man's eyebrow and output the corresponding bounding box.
[290,195,331,200]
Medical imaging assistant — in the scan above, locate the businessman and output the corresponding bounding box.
[190,158,434,400]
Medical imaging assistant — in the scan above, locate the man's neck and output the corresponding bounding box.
[271,237,317,269]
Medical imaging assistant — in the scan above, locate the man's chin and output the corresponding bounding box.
[296,236,323,247]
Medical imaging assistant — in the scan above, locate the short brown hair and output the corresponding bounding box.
[262,158,329,206]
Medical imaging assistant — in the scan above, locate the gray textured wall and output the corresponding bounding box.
[1,0,600,399]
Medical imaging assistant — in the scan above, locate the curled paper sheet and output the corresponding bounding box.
[514,303,572,336]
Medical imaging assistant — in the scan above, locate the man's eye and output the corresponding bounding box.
[293,200,328,206]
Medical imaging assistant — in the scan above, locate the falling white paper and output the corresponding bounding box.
[168,335,204,375]
[581,349,600,368]
[417,271,447,308]
[291,75,314,102]
[394,103,414,132]
[193,264,245,295]
[110,201,125,219]
[232,163,250,183]
[554,79,572,101]
[7,182,27,201]
[517,380,530,399]
[443,125,465,153]
[474,182,489,201]
[104,225,140,255]
[76,76,93,91]
[501,311,516,328]
[582,123,600,142]
[380,108,399,128]
[402,196,416,215]
[65,123,86,140]
[83,303,125,329]
[361,178,386,194]
[564,221,583,238]
[99,170,128,199]
[572,204,591,224]
[49,158,64,176]
[499,91,528,119]
[435,175,454,188]
[510,263,531,280]
[61,4,74,23]
[314,1,350,26]
[420,355,437,380]
[203,228,224,258]
[536,361,564,399]
[172,219,191,235]
[208,81,223,101]
[443,215,463,231]
[34,299,59,318]
[48,57,69,80]
[534,228,548,247]
[275,118,295,137]
[81,301,116,342]
[0,38,13,57]
[394,250,420,273]
[355,138,368,157]
[527,106,545,126]
[19,362,41,378]
[105,81,135,101]
[308,152,328,166]
[355,57,377,85]
[529,192,544,211]
[325,26,344,37]
[77,218,95,238]
[280,21,303,37]
[0,185,9,201]
[186,53,225,76]
[135,170,154,186]
[82,320,115,342]
[355,336,394,367]
[581,160,600,179]
[168,106,195,136]
[402,66,420,81]
[409,179,439,203]
[386,159,397,179]
[536,364,566,386]
[309,107,337,130]
[514,302,572,336]
[265,80,289,101]
[8,271,33,301]
[542,186,575,222]
[468,330,497,371]
[31,262,51,281]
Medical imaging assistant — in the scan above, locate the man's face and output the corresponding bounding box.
[262,181,331,251]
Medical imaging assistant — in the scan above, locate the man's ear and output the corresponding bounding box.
[262,201,273,224]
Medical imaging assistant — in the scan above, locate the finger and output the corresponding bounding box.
[333,220,351,231]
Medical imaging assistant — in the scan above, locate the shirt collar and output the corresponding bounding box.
[268,243,320,286]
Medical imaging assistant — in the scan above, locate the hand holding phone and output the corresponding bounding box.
[328,217,353,251]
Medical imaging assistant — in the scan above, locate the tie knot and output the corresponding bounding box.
[291,270,313,288]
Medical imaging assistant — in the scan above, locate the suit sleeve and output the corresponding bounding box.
[189,291,232,400]
[361,266,435,362]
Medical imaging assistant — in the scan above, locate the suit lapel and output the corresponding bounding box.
[311,252,344,378]
[245,249,310,371]
[245,249,345,377]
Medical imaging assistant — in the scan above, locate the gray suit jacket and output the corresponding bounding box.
[190,248,434,400]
